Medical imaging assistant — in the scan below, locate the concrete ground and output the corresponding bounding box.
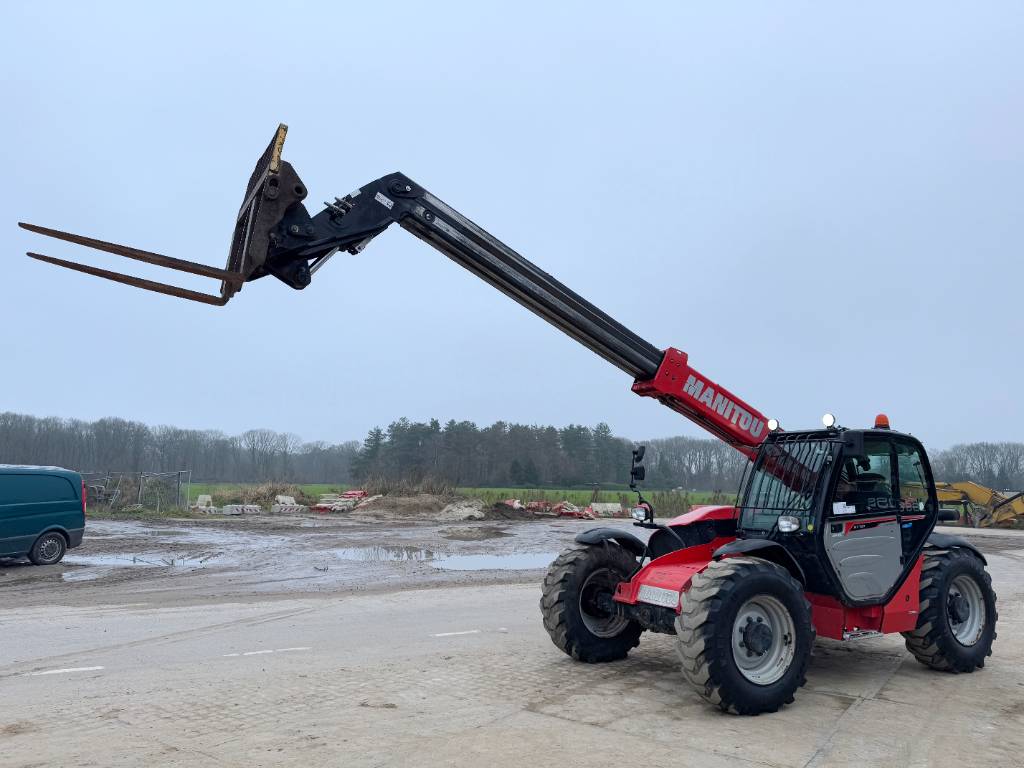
[0,519,1022,767]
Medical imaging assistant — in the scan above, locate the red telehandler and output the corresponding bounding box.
[20,125,997,714]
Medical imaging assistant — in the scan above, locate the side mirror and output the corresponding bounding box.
[938,508,960,523]
[629,445,646,491]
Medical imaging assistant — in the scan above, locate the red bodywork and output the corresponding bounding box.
[806,558,922,639]
[614,505,922,639]
[613,505,736,609]
[625,349,923,639]
[632,348,769,459]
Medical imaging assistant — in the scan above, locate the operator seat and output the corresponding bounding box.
[855,472,890,494]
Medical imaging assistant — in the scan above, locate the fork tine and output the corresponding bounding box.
[18,222,239,283]
[27,252,229,306]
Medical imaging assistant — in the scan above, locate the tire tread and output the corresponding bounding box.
[902,548,997,672]
[674,557,813,715]
[540,542,642,663]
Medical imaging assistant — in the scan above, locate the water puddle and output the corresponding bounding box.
[64,554,161,568]
[431,553,556,571]
[331,546,556,570]
[333,546,436,562]
[64,553,221,568]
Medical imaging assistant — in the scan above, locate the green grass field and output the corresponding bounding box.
[187,483,349,503]
[185,483,732,517]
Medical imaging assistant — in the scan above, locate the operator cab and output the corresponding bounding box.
[735,416,938,606]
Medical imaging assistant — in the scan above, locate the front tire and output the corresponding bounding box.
[676,557,813,715]
[540,542,643,663]
[29,531,67,565]
[902,548,997,672]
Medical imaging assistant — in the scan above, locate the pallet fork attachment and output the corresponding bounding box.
[22,226,235,306]
[20,124,300,306]
[20,124,770,453]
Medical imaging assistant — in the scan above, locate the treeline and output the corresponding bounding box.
[350,418,748,490]
[931,442,1024,490]
[0,412,358,483]
[0,411,746,489]
[2,411,1022,491]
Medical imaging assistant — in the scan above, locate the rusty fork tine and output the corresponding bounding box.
[27,252,228,306]
[18,222,240,283]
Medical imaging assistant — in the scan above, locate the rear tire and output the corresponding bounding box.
[675,557,813,715]
[902,548,996,672]
[540,542,643,663]
[29,532,67,565]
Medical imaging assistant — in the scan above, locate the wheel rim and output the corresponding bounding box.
[948,574,986,646]
[579,567,629,638]
[731,595,796,685]
[38,536,62,563]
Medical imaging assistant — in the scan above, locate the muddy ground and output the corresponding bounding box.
[3,510,1021,612]
[0,512,634,607]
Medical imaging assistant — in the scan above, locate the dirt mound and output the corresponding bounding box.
[438,499,487,521]
[441,526,514,541]
[354,493,452,516]
[347,493,486,522]
[484,504,536,521]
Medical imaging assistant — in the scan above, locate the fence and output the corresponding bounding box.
[81,470,192,511]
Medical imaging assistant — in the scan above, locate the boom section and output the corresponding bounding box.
[282,172,665,381]
[269,171,769,453]
[20,142,769,453]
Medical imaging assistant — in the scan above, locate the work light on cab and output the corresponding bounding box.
[778,515,800,533]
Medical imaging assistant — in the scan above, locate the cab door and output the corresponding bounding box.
[892,438,936,559]
[822,437,904,601]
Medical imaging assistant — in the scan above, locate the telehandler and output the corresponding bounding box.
[20,125,997,714]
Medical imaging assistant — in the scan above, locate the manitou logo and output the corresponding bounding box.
[682,375,765,439]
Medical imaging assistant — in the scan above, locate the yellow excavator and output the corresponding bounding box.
[936,481,1024,528]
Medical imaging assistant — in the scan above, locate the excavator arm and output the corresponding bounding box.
[19,125,770,456]
[936,481,1024,527]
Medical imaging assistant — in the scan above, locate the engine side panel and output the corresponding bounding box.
[663,504,737,527]
[647,505,738,560]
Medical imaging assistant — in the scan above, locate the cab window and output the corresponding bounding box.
[739,438,835,532]
[896,443,932,514]
[832,439,896,515]
[894,440,934,553]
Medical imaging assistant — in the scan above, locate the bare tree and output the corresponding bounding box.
[240,429,280,481]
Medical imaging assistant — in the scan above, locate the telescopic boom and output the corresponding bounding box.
[20,125,771,456]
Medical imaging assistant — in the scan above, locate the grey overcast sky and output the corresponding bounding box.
[2,2,1021,449]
